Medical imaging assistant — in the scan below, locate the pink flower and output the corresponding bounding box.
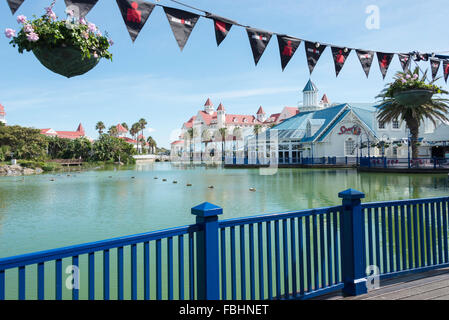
[82,31,89,40]
[88,23,97,33]
[401,79,407,84]
[45,7,57,21]
[93,52,98,58]
[17,15,27,24]
[4,28,16,38]
[405,74,411,79]
[24,24,34,33]
[27,32,39,42]
[80,18,87,25]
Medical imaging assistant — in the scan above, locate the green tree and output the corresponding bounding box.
[253,124,262,161]
[138,118,148,154]
[95,121,105,135]
[121,122,129,131]
[185,128,197,161]
[147,136,157,154]
[130,122,140,152]
[218,127,228,162]
[377,68,449,159]
[0,125,48,160]
[93,135,136,164]
[108,125,119,137]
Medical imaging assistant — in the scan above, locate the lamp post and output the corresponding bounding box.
[407,129,411,169]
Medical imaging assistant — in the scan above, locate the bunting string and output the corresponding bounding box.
[5,0,449,82]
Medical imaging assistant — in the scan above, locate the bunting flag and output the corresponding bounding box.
[331,46,351,77]
[443,60,449,83]
[376,52,394,79]
[208,14,235,46]
[430,58,441,80]
[64,0,99,17]
[398,53,411,72]
[246,28,272,66]
[6,0,24,14]
[305,41,326,74]
[116,0,155,42]
[356,50,374,77]
[163,7,200,51]
[277,35,301,71]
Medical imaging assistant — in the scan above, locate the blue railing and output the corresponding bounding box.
[359,156,449,169]
[0,191,448,300]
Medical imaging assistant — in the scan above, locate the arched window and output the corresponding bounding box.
[345,138,356,156]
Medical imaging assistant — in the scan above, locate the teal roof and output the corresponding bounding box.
[269,103,378,142]
[302,79,318,92]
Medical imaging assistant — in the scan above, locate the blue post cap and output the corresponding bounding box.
[191,202,223,217]
[338,188,365,199]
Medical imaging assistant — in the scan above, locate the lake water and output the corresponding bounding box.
[0,162,448,258]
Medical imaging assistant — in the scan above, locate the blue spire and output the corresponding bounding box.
[303,79,318,92]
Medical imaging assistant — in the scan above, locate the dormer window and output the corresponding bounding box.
[233,118,237,122]
[378,121,386,129]
[392,119,400,129]
[243,118,248,123]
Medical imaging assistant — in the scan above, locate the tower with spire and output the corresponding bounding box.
[204,98,214,115]
[217,103,226,128]
[256,106,266,122]
[298,79,331,112]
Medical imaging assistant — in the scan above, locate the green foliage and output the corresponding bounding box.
[46,136,92,159]
[8,10,112,61]
[0,145,11,161]
[0,125,48,160]
[92,135,136,164]
[382,67,446,98]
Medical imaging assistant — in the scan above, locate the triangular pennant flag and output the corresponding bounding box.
[356,49,374,78]
[398,53,411,72]
[116,0,155,42]
[207,14,235,46]
[331,46,351,77]
[443,60,449,83]
[430,58,441,80]
[376,52,394,79]
[304,41,326,74]
[6,0,24,14]
[163,6,200,51]
[246,28,272,66]
[64,0,99,17]
[277,35,301,71]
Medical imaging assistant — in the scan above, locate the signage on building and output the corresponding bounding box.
[338,125,361,135]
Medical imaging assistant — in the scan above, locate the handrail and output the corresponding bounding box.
[0,224,200,270]
[362,196,449,209]
[218,205,342,228]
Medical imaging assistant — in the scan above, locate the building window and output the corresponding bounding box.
[378,121,385,129]
[392,119,400,129]
[345,138,355,156]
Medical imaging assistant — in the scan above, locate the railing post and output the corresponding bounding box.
[338,189,367,296]
[191,202,222,300]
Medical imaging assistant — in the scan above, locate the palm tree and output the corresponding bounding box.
[185,128,197,161]
[377,68,449,160]
[218,127,227,162]
[130,123,140,153]
[108,125,118,137]
[233,127,242,159]
[95,121,105,135]
[201,129,211,160]
[121,122,129,131]
[147,136,157,154]
[253,124,262,162]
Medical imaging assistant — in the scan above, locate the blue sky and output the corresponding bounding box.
[0,0,448,148]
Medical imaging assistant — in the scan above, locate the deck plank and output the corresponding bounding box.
[320,267,449,300]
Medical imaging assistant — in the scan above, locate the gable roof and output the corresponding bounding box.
[268,103,377,142]
[116,123,128,133]
[257,106,265,114]
[204,98,213,107]
[0,104,5,116]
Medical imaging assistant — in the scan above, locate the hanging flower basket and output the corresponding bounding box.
[33,45,100,78]
[5,2,112,78]
[381,68,443,106]
[393,89,434,107]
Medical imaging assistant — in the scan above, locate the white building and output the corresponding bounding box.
[248,80,448,163]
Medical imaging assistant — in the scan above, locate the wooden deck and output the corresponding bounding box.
[321,267,449,300]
